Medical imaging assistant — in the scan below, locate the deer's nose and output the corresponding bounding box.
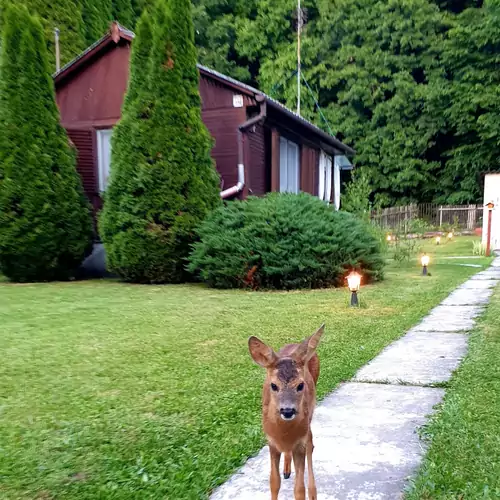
[280,408,297,420]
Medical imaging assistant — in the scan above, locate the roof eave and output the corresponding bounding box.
[53,22,134,85]
[265,99,355,156]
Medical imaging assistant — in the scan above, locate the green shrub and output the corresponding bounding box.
[0,5,93,282]
[188,193,386,290]
[99,0,221,284]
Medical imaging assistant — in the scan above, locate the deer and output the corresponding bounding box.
[248,324,324,500]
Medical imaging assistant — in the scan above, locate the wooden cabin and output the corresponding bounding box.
[54,23,354,218]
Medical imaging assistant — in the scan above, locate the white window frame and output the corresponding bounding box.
[96,128,113,192]
[318,151,333,203]
[333,155,341,210]
[279,137,300,194]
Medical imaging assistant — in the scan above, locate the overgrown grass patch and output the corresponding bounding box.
[406,279,500,499]
[0,237,491,499]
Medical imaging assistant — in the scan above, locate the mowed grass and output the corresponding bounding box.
[407,277,500,499]
[0,237,490,499]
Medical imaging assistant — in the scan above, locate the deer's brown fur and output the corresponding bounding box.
[248,325,324,500]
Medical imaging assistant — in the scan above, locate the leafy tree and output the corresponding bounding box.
[112,0,135,28]
[434,0,500,203]
[99,0,221,284]
[309,0,450,205]
[81,0,112,44]
[0,0,87,67]
[0,4,93,282]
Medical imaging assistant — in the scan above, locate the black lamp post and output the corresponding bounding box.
[421,254,430,276]
[347,271,361,307]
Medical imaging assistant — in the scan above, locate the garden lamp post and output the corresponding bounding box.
[485,202,494,257]
[347,271,361,307]
[421,254,430,276]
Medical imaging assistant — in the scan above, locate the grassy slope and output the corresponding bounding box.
[407,277,500,499]
[0,237,490,499]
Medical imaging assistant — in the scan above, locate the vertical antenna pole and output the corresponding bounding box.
[54,28,61,73]
[297,0,301,116]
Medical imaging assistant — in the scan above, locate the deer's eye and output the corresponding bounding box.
[271,383,279,392]
[297,382,305,392]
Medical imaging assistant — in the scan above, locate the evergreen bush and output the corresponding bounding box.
[0,4,93,282]
[99,0,221,284]
[188,193,386,290]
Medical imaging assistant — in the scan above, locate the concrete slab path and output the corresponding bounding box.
[210,257,500,500]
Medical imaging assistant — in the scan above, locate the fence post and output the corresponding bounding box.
[467,204,474,230]
[439,206,443,227]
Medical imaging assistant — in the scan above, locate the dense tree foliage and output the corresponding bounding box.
[0,4,93,281]
[2,0,500,205]
[99,0,221,283]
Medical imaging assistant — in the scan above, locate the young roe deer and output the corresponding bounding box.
[248,324,324,500]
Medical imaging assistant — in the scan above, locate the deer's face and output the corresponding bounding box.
[267,358,306,421]
[248,325,324,422]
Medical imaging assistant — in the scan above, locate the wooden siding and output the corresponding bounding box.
[200,77,247,197]
[247,123,267,195]
[300,145,319,196]
[67,129,97,199]
[199,77,255,110]
[57,41,131,128]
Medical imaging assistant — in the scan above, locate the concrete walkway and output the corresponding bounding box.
[211,258,500,500]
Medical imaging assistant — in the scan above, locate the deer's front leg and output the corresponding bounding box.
[292,443,306,500]
[307,431,317,500]
[269,445,281,500]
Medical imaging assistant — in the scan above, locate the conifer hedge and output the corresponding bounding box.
[0,5,93,282]
[99,0,221,284]
[188,193,386,290]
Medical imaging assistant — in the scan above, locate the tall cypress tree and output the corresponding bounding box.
[0,5,93,282]
[81,0,113,44]
[99,0,221,284]
[112,0,135,28]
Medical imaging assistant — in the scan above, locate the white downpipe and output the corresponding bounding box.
[220,163,245,199]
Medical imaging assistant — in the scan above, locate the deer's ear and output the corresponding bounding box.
[293,324,325,364]
[248,336,277,368]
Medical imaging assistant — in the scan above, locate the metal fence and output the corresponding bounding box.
[371,204,482,231]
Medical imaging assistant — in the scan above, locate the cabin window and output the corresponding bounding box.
[97,129,113,192]
[279,137,300,193]
[318,151,332,203]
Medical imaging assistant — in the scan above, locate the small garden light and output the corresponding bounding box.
[421,254,430,276]
[347,271,362,307]
[436,236,441,245]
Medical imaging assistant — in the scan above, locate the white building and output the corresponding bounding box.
[482,173,500,251]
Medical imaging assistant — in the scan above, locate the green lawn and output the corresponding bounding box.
[0,237,491,499]
[407,274,500,499]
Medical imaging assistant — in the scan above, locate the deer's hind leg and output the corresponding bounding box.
[283,451,292,479]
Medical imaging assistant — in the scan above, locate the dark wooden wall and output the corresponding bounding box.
[56,40,256,205]
[199,78,248,196]
[247,123,267,195]
[55,37,329,213]
[57,41,131,129]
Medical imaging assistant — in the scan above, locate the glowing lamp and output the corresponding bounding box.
[347,271,362,306]
[421,254,430,276]
[436,236,441,245]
